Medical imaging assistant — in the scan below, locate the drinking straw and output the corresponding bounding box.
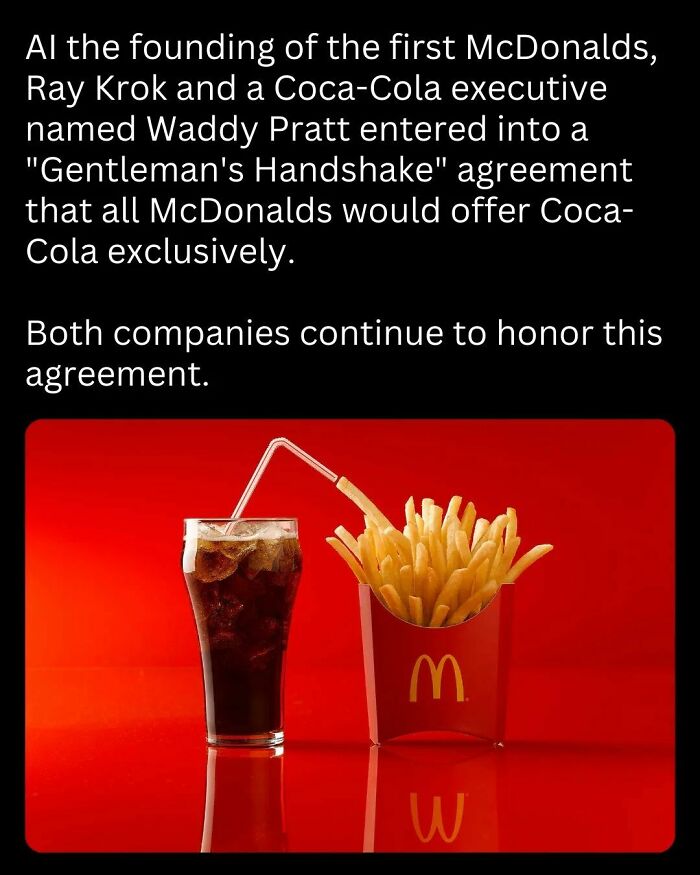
[230,437,338,520]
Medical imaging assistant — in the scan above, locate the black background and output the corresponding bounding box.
[13,6,689,867]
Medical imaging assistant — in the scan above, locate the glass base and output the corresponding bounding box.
[207,730,284,748]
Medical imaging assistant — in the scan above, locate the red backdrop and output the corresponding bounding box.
[25,420,674,852]
[26,418,674,673]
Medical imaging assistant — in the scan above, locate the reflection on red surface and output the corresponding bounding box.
[25,668,674,853]
[365,743,499,852]
[202,747,286,852]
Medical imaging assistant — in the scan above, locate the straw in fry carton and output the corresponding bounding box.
[327,478,552,627]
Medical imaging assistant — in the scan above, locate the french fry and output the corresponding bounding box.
[428,504,444,536]
[412,541,429,610]
[414,513,425,537]
[382,532,404,566]
[329,479,552,626]
[448,580,499,625]
[404,523,419,561]
[429,531,447,584]
[446,494,463,521]
[358,532,381,591]
[434,568,471,613]
[337,476,393,530]
[399,564,414,606]
[423,566,441,618]
[473,560,489,594]
[446,522,461,576]
[457,567,477,602]
[463,541,496,597]
[380,584,409,621]
[488,514,509,546]
[430,603,450,627]
[363,526,382,569]
[326,537,368,585]
[497,535,520,579]
[466,539,497,574]
[385,526,413,567]
[380,554,400,592]
[369,523,391,564]
[471,517,490,550]
[479,579,500,611]
[455,529,471,566]
[405,496,416,528]
[460,500,476,539]
[505,506,518,544]
[414,541,429,583]
[490,539,504,577]
[504,544,553,583]
[334,525,360,559]
[408,594,424,626]
[447,592,480,625]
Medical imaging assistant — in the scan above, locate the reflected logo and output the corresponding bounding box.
[410,793,465,843]
[409,654,465,702]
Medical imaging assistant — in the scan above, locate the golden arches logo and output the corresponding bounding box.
[409,654,465,702]
[410,793,465,843]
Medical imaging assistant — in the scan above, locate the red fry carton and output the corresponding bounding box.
[358,583,514,744]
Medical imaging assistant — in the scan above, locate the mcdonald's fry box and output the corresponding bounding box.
[359,583,513,744]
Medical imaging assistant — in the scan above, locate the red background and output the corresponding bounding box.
[25,419,674,852]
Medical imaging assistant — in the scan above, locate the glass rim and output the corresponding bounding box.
[184,517,298,523]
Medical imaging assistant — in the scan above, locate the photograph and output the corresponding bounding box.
[25,419,674,852]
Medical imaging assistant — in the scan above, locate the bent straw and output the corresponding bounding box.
[229,437,338,521]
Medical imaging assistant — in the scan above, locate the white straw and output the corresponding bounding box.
[229,437,338,521]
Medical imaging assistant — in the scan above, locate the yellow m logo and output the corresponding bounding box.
[410,793,465,843]
[409,654,465,703]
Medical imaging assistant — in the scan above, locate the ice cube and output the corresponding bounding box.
[218,540,256,564]
[198,522,227,540]
[278,538,301,575]
[196,538,224,553]
[195,547,238,583]
[255,523,289,541]
[227,520,262,540]
[195,540,256,581]
[244,539,284,577]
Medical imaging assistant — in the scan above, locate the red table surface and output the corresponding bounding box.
[25,420,674,853]
[26,666,673,853]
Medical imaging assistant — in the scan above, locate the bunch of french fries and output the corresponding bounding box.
[327,477,553,627]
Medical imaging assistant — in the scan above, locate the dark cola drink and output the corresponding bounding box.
[183,519,301,746]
